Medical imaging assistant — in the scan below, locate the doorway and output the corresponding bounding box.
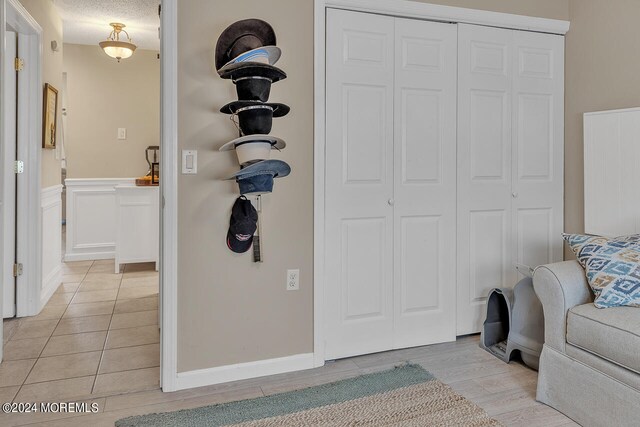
[0,0,164,398]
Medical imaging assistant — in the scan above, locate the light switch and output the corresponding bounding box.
[182,150,197,174]
[117,128,126,140]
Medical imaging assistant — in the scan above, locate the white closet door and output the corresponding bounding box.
[457,24,514,335]
[392,18,457,348]
[325,9,395,359]
[511,30,564,271]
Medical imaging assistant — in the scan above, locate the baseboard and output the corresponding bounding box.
[40,263,61,310]
[64,251,114,262]
[174,353,315,391]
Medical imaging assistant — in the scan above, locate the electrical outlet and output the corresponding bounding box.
[287,269,299,291]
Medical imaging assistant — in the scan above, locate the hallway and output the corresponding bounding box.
[0,260,159,402]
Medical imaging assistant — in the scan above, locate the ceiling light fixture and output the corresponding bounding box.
[99,23,137,62]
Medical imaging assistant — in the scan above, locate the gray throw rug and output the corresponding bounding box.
[115,363,501,426]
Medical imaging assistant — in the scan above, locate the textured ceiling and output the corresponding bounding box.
[53,0,160,51]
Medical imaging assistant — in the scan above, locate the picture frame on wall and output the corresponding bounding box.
[42,83,58,149]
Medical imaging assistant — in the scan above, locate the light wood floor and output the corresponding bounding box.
[0,335,578,427]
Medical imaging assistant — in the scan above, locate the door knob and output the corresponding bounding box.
[388,198,394,206]
[512,193,518,198]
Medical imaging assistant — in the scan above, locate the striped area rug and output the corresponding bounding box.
[116,364,501,427]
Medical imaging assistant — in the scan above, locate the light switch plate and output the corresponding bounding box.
[117,128,126,140]
[182,150,197,174]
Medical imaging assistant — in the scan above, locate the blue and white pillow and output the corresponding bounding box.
[563,233,640,308]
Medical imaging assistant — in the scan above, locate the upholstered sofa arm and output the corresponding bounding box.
[532,261,593,353]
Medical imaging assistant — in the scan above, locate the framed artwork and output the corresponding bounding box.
[42,83,58,149]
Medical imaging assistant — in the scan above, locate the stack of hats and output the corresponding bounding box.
[216,19,291,196]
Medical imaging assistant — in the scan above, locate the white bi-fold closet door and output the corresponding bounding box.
[325,9,457,360]
[456,24,564,335]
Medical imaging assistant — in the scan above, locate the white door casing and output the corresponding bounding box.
[2,31,17,318]
[392,18,457,348]
[325,9,395,359]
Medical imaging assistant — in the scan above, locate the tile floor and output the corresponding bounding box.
[0,260,160,404]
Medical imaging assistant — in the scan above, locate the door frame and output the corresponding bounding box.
[1,0,43,319]
[312,0,569,366]
[159,0,179,392]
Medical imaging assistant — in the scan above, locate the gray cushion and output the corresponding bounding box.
[567,304,640,374]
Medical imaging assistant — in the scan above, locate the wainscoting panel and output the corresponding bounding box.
[65,178,134,261]
[41,184,63,309]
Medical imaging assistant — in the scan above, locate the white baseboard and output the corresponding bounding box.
[40,264,61,310]
[174,353,315,391]
[64,252,114,262]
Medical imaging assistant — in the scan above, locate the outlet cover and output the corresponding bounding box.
[287,269,299,291]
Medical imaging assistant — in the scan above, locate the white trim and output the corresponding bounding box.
[322,0,570,34]
[64,178,135,187]
[6,0,43,317]
[312,0,570,364]
[175,353,315,391]
[39,263,61,307]
[41,184,63,202]
[160,0,179,392]
[1,0,6,358]
[584,106,640,116]
[313,0,327,369]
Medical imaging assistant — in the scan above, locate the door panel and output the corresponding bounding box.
[325,9,394,359]
[399,215,441,313]
[342,217,387,320]
[3,31,17,318]
[516,208,553,269]
[400,88,441,183]
[469,90,508,180]
[469,209,509,303]
[457,24,514,335]
[343,85,387,183]
[511,30,564,269]
[393,17,457,348]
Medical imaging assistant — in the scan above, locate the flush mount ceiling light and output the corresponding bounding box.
[99,23,137,62]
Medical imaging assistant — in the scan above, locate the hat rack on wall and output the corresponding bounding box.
[215,19,291,261]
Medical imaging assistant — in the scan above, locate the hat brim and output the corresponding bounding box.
[227,159,291,180]
[226,229,254,253]
[219,135,286,152]
[215,19,276,70]
[218,46,282,74]
[218,62,287,82]
[220,100,290,118]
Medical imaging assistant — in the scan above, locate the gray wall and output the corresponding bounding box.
[563,0,640,257]
[19,0,64,187]
[176,0,570,372]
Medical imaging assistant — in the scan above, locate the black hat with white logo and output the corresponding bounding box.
[227,196,258,253]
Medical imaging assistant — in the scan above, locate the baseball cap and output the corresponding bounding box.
[227,196,258,253]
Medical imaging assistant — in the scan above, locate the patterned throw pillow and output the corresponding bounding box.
[563,233,640,308]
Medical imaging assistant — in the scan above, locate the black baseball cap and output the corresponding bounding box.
[227,196,258,253]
